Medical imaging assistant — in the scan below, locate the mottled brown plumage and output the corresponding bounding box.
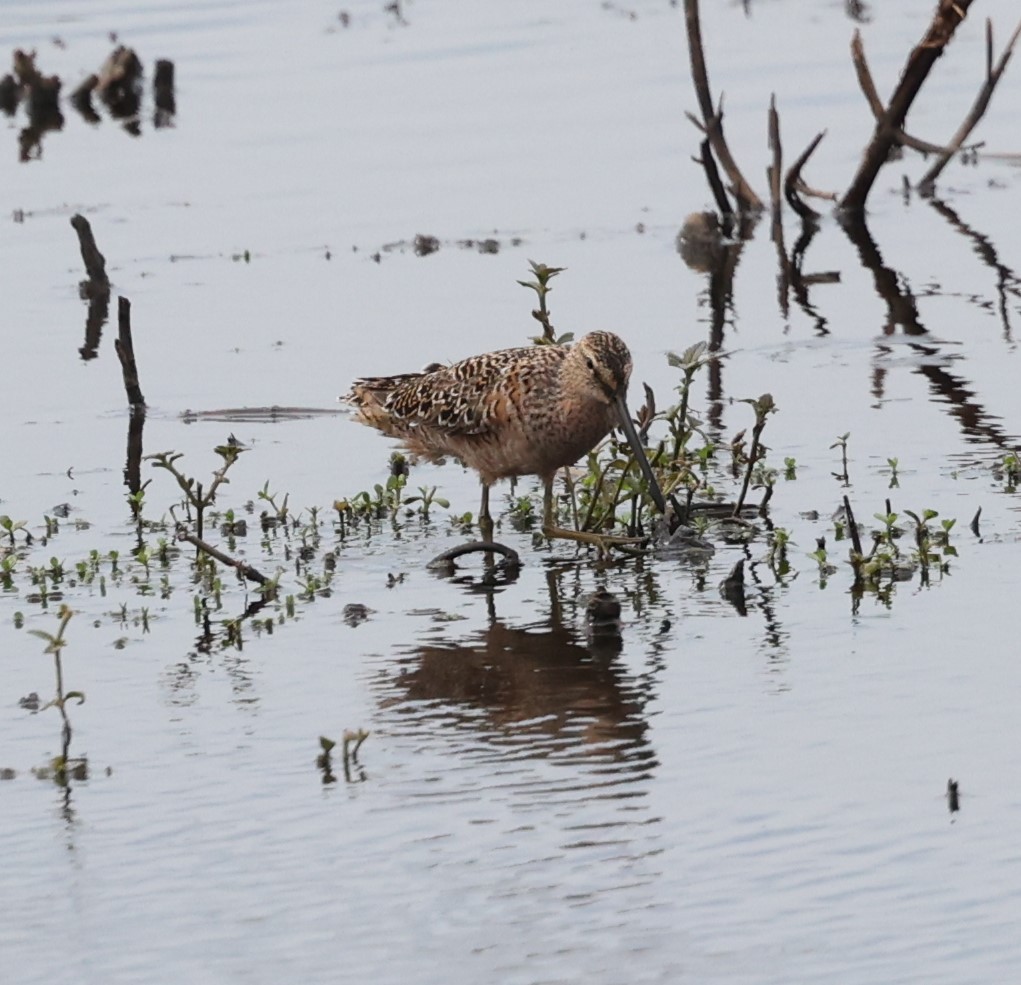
[347,331,630,484]
[345,331,655,550]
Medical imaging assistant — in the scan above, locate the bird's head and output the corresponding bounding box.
[570,331,633,404]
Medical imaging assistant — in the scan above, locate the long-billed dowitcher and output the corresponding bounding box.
[344,331,666,550]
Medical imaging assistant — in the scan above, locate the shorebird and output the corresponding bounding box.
[344,331,666,551]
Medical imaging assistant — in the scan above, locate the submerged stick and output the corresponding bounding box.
[124,404,145,497]
[427,541,522,571]
[177,528,270,586]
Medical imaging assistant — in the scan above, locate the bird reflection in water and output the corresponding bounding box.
[378,572,656,768]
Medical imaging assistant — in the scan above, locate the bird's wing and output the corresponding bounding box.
[385,356,515,436]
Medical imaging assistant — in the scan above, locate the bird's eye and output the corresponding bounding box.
[585,358,595,370]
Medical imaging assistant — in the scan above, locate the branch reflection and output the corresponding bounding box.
[843,213,1017,448]
[925,194,1021,342]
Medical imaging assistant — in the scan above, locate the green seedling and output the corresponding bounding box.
[519,260,570,344]
[0,515,28,546]
[135,544,151,579]
[257,481,289,523]
[873,510,901,551]
[1002,452,1019,490]
[1,554,18,588]
[342,728,369,782]
[831,432,850,483]
[404,485,449,520]
[149,441,246,540]
[904,508,957,582]
[126,485,150,523]
[28,604,86,785]
[808,541,837,585]
[733,393,777,515]
[665,341,711,464]
[767,526,792,576]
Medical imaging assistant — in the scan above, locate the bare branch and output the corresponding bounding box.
[684,0,763,211]
[766,95,790,317]
[842,0,976,213]
[684,110,707,134]
[850,30,885,119]
[69,213,109,291]
[918,16,1021,193]
[795,178,839,202]
[784,131,826,221]
[697,138,735,234]
[767,94,783,233]
[177,527,270,586]
[114,296,146,410]
[986,16,993,79]
[850,28,977,157]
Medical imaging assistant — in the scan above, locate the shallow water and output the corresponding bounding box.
[2,2,1021,983]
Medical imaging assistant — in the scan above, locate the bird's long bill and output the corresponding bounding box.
[613,392,668,516]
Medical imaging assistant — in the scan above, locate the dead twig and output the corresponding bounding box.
[766,96,790,317]
[696,136,734,233]
[684,0,762,211]
[850,30,885,119]
[842,0,976,214]
[794,178,839,202]
[843,494,864,558]
[114,296,146,409]
[918,17,1021,193]
[784,131,826,221]
[850,30,986,158]
[69,213,110,294]
[176,527,270,587]
[767,95,783,234]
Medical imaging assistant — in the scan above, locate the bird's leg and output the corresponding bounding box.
[479,483,494,542]
[541,480,645,556]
